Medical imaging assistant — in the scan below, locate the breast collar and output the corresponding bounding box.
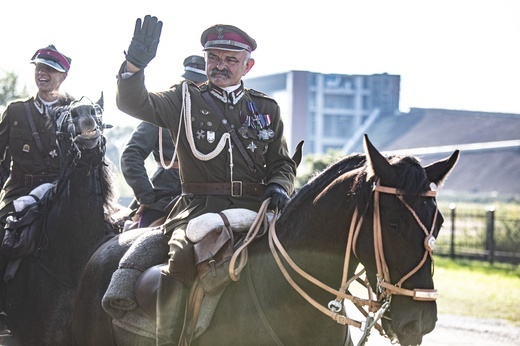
[209,83,245,105]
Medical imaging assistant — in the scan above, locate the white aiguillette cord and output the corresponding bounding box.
[181,81,231,161]
[158,82,234,177]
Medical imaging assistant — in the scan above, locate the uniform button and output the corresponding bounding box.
[229,105,234,110]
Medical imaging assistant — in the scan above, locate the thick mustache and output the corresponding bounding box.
[209,68,231,78]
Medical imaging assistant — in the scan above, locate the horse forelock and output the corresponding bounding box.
[391,156,431,204]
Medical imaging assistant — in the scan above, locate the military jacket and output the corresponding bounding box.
[116,65,296,233]
[120,121,181,211]
[0,94,74,212]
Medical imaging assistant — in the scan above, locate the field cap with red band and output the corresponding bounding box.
[30,44,72,73]
[201,25,257,53]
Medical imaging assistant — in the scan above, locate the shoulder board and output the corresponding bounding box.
[247,88,276,101]
[198,84,209,92]
[8,96,33,106]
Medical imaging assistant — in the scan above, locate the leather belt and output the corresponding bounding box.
[182,182,266,197]
[11,171,58,187]
[157,161,180,169]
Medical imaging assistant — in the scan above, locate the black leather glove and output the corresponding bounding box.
[125,15,163,69]
[262,183,290,211]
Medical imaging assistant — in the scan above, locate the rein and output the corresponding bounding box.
[246,180,440,345]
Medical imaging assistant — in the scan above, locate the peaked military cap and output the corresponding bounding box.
[30,44,71,73]
[201,24,257,53]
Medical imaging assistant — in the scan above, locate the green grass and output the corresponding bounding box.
[434,257,520,325]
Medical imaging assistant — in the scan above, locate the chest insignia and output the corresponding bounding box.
[196,129,206,140]
[49,150,58,158]
[207,131,215,143]
[247,141,257,152]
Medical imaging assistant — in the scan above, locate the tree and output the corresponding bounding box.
[0,70,28,111]
[295,149,345,189]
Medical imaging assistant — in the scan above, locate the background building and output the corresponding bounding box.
[245,71,400,155]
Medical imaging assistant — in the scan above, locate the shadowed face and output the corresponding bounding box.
[205,49,254,88]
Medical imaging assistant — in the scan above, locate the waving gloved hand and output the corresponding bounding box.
[262,183,290,211]
[125,15,163,69]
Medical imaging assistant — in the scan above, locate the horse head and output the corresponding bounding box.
[49,94,113,176]
[355,135,459,345]
[53,93,111,151]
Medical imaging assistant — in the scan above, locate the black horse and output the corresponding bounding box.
[2,96,120,345]
[72,135,459,346]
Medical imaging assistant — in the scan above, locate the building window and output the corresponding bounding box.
[323,114,355,137]
[324,94,354,109]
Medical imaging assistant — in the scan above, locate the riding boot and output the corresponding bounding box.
[155,271,189,346]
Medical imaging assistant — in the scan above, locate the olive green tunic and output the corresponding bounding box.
[116,65,296,235]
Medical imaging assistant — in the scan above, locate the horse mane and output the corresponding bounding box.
[289,153,366,208]
[98,157,122,216]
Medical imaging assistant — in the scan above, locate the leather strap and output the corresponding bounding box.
[10,171,58,187]
[182,182,265,197]
[201,91,257,175]
[23,102,51,168]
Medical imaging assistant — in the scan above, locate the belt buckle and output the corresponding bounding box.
[231,181,243,197]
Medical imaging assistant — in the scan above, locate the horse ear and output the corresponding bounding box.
[424,150,460,188]
[291,140,304,168]
[96,92,104,110]
[364,134,397,185]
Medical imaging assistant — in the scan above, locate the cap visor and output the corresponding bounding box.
[182,71,207,83]
[203,45,247,52]
[31,58,66,72]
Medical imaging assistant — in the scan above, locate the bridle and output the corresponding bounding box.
[372,180,439,302]
[237,179,441,345]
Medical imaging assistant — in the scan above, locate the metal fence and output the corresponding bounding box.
[435,204,520,264]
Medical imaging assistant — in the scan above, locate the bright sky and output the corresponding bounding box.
[2,0,519,125]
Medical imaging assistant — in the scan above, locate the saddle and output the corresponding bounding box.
[130,208,269,341]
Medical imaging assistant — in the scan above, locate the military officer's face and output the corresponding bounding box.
[205,50,255,88]
[34,63,67,95]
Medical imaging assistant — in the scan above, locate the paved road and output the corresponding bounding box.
[349,314,520,346]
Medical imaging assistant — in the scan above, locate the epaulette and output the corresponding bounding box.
[199,83,209,92]
[247,88,277,104]
[9,96,32,105]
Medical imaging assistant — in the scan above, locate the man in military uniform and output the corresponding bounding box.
[120,55,207,228]
[0,44,74,334]
[117,16,296,345]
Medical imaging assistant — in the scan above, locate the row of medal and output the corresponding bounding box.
[238,102,274,141]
